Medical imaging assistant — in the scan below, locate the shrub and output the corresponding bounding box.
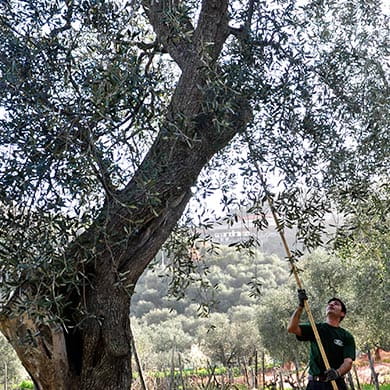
[16,380,34,389]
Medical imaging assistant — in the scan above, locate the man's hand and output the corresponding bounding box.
[297,289,308,307]
[324,368,340,381]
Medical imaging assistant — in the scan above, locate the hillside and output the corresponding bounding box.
[131,246,289,318]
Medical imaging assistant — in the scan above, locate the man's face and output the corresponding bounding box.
[326,300,345,320]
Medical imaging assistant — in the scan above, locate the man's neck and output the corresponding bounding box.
[326,316,341,327]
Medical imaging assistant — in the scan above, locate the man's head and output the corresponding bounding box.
[327,298,347,321]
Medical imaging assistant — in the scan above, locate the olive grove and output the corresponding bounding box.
[0,0,388,389]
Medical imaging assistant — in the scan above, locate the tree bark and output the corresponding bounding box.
[262,351,266,390]
[367,348,380,390]
[255,349,259,389]
[0,314,74,389]
[353,365,362,390]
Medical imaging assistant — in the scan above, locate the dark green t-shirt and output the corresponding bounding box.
[297,322,356,376]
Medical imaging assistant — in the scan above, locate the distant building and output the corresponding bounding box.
[198,210,298,258]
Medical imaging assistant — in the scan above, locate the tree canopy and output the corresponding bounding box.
[0,0,388,389]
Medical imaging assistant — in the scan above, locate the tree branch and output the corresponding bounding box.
[193,0,230,62]
[141,0,195,69]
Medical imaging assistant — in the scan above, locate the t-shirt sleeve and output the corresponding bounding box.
[344,331,356,360]
[296,323,316,341]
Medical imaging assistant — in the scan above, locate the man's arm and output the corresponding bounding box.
[288,289,308,336]
[287,306,303,336]
[337,357,353,376]
[325,357,353,381]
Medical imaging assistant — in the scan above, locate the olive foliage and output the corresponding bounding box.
[0,0,388,321]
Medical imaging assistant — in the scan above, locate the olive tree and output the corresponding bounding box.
[0,0,388,389]
[335,185,390,350]
[257,287,307,365]
[199,312,259,368]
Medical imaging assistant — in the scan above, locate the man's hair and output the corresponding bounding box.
[328,297,347,318]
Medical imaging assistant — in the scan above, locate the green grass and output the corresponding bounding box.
[363,385,390,390]
[149,366,242,379]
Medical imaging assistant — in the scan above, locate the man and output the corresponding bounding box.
[287,290,356,390]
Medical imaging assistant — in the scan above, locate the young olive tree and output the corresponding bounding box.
[0,0,388,389]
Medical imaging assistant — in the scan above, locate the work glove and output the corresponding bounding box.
[297,289,308,307]
[324,368,340,381]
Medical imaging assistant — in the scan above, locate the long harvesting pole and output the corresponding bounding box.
[249,153,338,390]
